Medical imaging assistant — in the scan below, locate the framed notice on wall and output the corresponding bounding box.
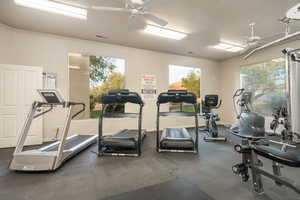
[43,72,57,89]
[141,75,157,100]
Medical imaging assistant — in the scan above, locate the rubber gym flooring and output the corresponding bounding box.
[0,128,299,200]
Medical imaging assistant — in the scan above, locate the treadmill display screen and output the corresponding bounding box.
[41,92,61,104]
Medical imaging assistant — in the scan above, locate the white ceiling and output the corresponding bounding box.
[0,0,300,61]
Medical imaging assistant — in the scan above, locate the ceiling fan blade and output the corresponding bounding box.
[143,12,168,26]
[91,6,132,12]
[240,42,262,55]
[128,15,146,31]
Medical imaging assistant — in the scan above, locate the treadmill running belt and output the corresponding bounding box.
[160,128,195,149]
[162,128,192,140]
[45,135,95,151]
[105,129,144,141]
[101,179,215,200]
[101,130,146,150]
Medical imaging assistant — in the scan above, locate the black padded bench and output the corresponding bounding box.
[254,145,300,168]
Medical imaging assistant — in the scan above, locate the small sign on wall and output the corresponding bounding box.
[43,72,57,89]
[141,74,157,100]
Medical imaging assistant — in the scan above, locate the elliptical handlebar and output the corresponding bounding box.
[233,88,245,98]
[233,89,244,118]
[215,99,222,109]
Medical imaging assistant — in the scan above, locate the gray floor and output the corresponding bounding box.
[0,129,299,200]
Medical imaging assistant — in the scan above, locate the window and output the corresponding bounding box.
[89,56,125,118]
[69,54,125,119]
[168,65,201,112]
[240,58,287,116]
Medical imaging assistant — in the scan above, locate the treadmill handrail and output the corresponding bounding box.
[69,102,86,119]
[33,104,53,119]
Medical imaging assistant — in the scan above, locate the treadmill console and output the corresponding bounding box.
[167,90,188,94]
[38,89,64,104]
[157,90,196,104]
[102,89,143,105]
[108,89,130,95]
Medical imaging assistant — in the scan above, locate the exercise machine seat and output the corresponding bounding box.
[254,145,300,167]
[101,89,143,105]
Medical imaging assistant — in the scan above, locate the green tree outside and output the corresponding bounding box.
[169,70,201,112]
[89,56,125,118]
[241,59,287,115]
[181,71,201,97]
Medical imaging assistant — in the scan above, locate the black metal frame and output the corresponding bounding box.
[232,137,300,195]
[156,94,199,153]
[98,100,144,157]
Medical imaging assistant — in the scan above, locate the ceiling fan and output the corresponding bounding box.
[240,23,263,53]
[91,0,168,27]
[241,22,284,54]
[50,0,168,27]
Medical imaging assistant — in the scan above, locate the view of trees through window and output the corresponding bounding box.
[240,58,287,116]
[169,65,201,112]
[89,56,125,118]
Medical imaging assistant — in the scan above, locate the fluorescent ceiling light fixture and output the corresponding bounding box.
[213,41,244,52]
[69,53,82,57]
[14,0,87,20]
[143,25,187,40]
[69,65,81,69]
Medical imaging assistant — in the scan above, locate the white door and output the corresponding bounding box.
[0,64,43,148]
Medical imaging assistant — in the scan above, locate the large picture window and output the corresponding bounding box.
[168,65,201,112]
[89,56,125,118]
[69,54,125,119]
[240,58,287,116]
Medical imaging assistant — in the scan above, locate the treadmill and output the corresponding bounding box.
[98,89,146,157]
[9,89,97,172]
[156,90,199,153]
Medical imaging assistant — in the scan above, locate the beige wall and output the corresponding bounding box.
[219,39,300,133]
[0,23,222,141]
[69,55,90,119]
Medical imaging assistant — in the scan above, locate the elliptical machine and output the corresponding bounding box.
[201,95,227,142]
[231,88,266,182]
[231,88,265,138]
